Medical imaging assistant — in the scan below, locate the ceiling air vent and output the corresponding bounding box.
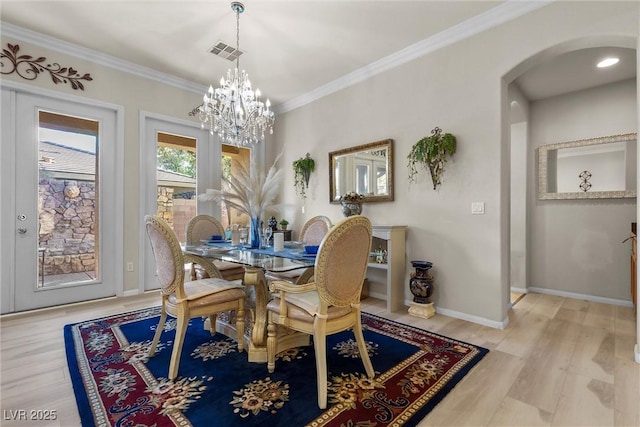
[209,41,243,62]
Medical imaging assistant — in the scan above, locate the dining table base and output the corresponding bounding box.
[204,265,311,363]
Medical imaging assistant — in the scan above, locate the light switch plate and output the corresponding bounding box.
[471,202,485,215]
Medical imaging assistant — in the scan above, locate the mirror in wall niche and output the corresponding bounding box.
[329,139,394,203]
[538,132,637,200]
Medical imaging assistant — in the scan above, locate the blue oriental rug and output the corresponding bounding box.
[64,307,488,426]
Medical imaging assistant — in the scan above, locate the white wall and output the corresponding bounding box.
[529,78,637,301]
[510,122,528,291]
[509,84,530,293]
[273,1,639,325]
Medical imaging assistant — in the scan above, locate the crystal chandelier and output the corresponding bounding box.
[198,2,274,146]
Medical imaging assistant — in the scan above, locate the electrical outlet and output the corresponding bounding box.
[471,202,485,215]
[127,262,134,272]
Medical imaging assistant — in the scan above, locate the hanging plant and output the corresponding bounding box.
[407,127,457,190]
[293,153,315,200]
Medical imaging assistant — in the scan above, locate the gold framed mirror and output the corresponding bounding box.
[538,132,637,200]
[329,139,394,203]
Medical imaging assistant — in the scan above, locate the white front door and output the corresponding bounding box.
[1,87,122,313]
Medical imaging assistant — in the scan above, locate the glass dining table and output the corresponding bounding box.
[183,242,316,363]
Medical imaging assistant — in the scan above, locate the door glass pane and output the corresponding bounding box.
[156,132,196,246]
[38,111,99,288]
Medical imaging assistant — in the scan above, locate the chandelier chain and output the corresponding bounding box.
[235,7,240,69]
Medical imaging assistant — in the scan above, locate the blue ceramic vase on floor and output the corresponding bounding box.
[409,260,433,304]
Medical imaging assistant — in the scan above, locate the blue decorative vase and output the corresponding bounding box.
[250,217,262,249]
[409,261,434,304]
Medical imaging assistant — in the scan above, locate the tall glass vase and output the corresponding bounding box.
[250,217,262,249]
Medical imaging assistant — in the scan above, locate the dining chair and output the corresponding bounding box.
[299,215,332,245]
[266,215,374,409]
[186,214,245,281]
[265,215,333,285]
[145,215,245,380]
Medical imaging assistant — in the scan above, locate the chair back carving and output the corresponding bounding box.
[186,215,225,244]
[145,215,184,296]
[300,215,332,245]
[315,215,372,307]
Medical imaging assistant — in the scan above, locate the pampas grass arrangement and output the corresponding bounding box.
[198,152,285,222]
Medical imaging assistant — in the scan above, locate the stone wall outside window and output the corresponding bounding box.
[38,178,96,275]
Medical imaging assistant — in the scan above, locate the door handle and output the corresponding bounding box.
[17,214,28,234]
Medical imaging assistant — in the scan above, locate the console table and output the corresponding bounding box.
[367,225,407,312]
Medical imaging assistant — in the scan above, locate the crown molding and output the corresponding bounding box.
[0,21,207,95]
[275,0,553,114]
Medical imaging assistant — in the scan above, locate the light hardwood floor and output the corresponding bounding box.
[1,292,638,426]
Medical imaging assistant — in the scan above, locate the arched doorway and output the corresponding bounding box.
[503,36,638,362]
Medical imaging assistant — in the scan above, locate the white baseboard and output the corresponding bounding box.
[368,291,387,300]
[528,287,634,307]
[122,289,140,297]
[401,297,509,329]
[371,286,634,331]
[435,306,509,330]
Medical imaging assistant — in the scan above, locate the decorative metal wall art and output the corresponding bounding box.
[579,170,592,192]
[1,43,93,90]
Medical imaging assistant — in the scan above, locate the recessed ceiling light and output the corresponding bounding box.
[597,57,620,68]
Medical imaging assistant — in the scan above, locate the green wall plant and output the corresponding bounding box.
[293,153,315,200]
[407,127,457,190]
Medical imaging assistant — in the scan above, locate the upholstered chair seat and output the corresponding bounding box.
[266,293,353,322]
[168,279,245,306]
[193,261,245,281]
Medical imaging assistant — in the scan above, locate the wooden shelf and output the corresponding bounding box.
[367,262,388,270]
